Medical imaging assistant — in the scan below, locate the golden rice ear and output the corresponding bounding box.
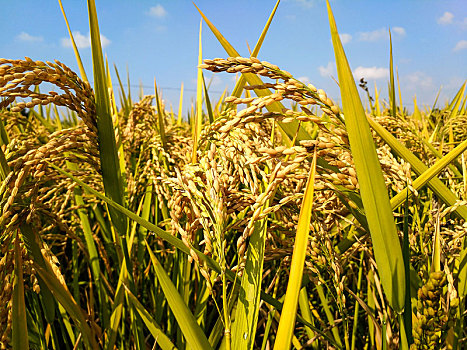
[0,59,97,135]
[194,2,312,144]
[1,1,466,349]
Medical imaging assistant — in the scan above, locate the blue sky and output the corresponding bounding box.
[1,0,466,113]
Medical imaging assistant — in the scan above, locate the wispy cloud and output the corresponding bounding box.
[148,4,167,18]
[392,27,406,36]
[318,61,336,77]
[17,32,43,42]
[61,31,111,49]
[353,66,389,80]
[339,33,352,44]
[297,76,310,84]
[453,39,467,52]
[437,11,467,29]
[358,27,405,41]
[405,72,434,90]
[437,11,454,25]
[358,28,386,41]
[294,0,315,8]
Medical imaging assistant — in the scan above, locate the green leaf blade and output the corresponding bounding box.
[326,0,405,312]
[146,241,213,350]
[12,233,29,350]
[274,150,318,349]
[231,219,268,350]
[87,0,127,237]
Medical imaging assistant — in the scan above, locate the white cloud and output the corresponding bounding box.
[405,72,434,90]
[66,31,90,48]
[17,32,43,42]
[318,61,336,77]
[359,28,386,41]
[358,27,405,42]
[453,39,467,51]
[294,0,315,8]
[99,35,111,48]
[353,66,389,80]
[339,33,352,44]
[297,76,310,84]
[206,74,224,87]
[392,27,406,36]
[148,4,167,18]
[437,13,467,29]
[61,31,111,49]
[437,11,454,25]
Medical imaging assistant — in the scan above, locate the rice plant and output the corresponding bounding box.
[0,1,466,349]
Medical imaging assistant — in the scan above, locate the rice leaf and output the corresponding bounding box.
[19,224,56,325]
[274,150,318,349]
[402,192,413,346]
[458,242,467,298]
[298,287,319,349]
[351,251,366,350]
[367,116,467,220]
[48,161,314,329]
[209,286,239,348]
[146,241,213,350]
[432,213,442,273]
[154,78,167,149]
[390,138,467,210]
[192,19,204,163]
[105,271,125,350]
[65,158,108,328]
[114,64,130,115]
[202,74,214,124]
[12,232,29,350]
[374,83,381,116]
[396,68,403,116]
[0,115,10,146]
[57,304,76,346]
[33,259,98,349]
[317,284,343,347]
[194,2,311,142]
[48,162,221,276]
[124,285,177,350]
[58,0,88,81]
[326,0,405,312]
[1,147,58,328]
[178,82,184,126]
[224,0,280,110]
[420,137,461,178]
[122,65,130,105]
[87,0,127,237]
[0,146,9,181]
[388,29,396,120]
[231,219,268,350]
[447,81,466,111]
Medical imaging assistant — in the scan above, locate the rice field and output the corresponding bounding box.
[0,1,466,349]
